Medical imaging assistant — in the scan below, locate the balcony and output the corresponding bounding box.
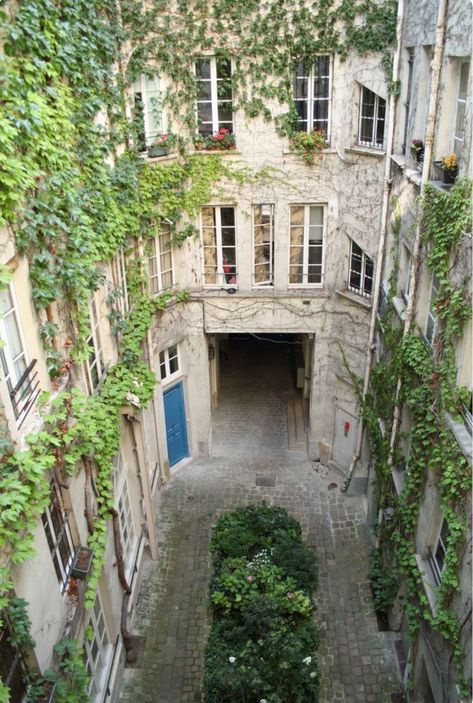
[10,359,41,429]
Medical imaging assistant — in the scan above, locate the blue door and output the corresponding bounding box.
[163,382,189,466]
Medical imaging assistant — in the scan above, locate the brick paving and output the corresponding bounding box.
[119,338,400,703]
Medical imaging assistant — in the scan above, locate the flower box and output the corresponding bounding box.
[71,546,93,579]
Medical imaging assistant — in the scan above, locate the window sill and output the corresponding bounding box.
[190,288,329,299]
[345,146,386,158]
[282,147,335,156]
[335,288,372,309]
[392,295,407,321]
[415,553,438,616]
[444,412,472,463]
[192,149,242,156]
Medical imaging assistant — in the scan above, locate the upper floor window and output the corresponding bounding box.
[85,593,112,702]
[196,58,233,136]
[202,206,237,287]
[428,519,449,586]
[133,74,163,151]
[159,344,179,382]
[453,61,469,157]
[402,48,415,152]
[293,56,331,136]
[85,297,105,393]
[400,245,412,304]
[111,249,129,316]
[113,451,136,571]
[253,204,274,287]
[358,86,386,149]
[425,274,440,346]
[348,239,373,297]
[148,224,174,295]
[41,480,75,592]
[0,285,40,427]
[289,205,325,286]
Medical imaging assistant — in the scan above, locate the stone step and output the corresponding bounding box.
[287,396,307,449]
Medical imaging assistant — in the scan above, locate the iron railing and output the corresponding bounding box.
[10,358,41,429]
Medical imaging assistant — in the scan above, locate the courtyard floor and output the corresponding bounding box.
[118,338,401,703]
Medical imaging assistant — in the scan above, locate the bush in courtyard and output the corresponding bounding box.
[203,505,319,703]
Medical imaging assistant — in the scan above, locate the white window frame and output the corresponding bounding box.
[148,224,174,295]
[159,344,180,385]
[113,451,137,575]
[195,57,233,135]
[133,74,164,150]
[85,592,113,703]
[84,296,105,394]
[401,245,412,304]
[425,274,440,346]
[288,204,325,288]
[111,248,129,315]
[358,85,386,149]
[453,61,469,156]
[0,283,39,425]
[293,56,332,138]
[41,480,75,593]
[253,204,274,287]
[201,206,237,288]
[348,239,374,297]
[428,519,449,587]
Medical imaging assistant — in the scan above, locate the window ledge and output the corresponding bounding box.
[345,146,386,158]
[428,179,456,193]
[415,553,438,616]
[140,152,180,163]
[335,288,372,309]
[391,153,407,169]
[282,147,335,156]
[190,288,330,299]
[392,296,407,321]
[444,412,472,463]
[192,149,242,156]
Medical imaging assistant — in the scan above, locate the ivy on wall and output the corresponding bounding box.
[362,179,472,698]
[122,0,397,136]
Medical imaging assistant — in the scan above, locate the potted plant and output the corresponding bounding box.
[193,128,236,151]
[440,152,458,183]
[410,139,424,163]
[147,133,176,158]
[292,129,327,163]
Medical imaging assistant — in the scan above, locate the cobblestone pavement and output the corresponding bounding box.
[119,338,400,703]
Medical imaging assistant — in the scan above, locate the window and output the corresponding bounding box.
[41,481,75,592]
[428,520,450,586]
[84,297,105,393]
[196,58,233,136]
[202,206,237,286]
[111,249,129,316]
[401,245,412,304]
[402,48,415,152]
[84,594,112,703]
[348,239,373,297]
[113,452,136,570]
[159,344,179,382]
[0,285,40,426]
[425,274,440,346]
[148,223,174,294]
[289,205,324,286]
[358,86,386,149]
[293,56,331,136]
[253,204,274,286]
[133,74,163,151]
[453,61,469,157]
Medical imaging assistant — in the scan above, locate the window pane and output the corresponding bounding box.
[197,102,212,123]
[289,266,303,284]
[220,207,235,227]
[195,59,211,79]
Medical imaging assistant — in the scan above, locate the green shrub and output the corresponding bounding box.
[204,505,319,703]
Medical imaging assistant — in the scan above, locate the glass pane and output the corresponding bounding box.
[3,312,24,361]
[289,266,303,284]
[294,77,308,100]
[290,227,304,246]
[309,206,323,227]
[290,206,304,226]
[161,271,173,290]
[217,105,233,124]
[216,59,231,79]
[197,102,212,123]
[0,289,12,315]
[459,62,469,98]
[362,87,375,116]
[308,247,322,265]
[220,207,235,227]
[169,356,179,374]
[221,229,235,246]
[195,59,211,79]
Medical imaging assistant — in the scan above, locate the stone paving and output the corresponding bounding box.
[119,338,400,703]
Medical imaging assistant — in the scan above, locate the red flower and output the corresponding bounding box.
[219,128,229,134]
[216,134,223,140]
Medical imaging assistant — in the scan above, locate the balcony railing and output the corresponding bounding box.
[10,359,41,429]
[462,403,472,436]
[346,281,373,299]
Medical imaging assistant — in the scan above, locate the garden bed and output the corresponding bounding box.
[203,505,319,703]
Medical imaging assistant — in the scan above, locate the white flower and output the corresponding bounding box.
[260,699,268,703]
[310,672,317,678]
[229,656,236,664]
[303,656,312,665]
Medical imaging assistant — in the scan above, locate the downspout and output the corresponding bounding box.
[387,0,449,465]
[342,0,405,491]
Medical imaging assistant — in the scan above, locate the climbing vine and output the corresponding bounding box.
[360,179,472,697]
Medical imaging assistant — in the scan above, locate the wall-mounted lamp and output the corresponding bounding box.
[208,345,215,360]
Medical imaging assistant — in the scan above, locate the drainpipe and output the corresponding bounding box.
[342,0,405,491]
[387,0,449,465]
